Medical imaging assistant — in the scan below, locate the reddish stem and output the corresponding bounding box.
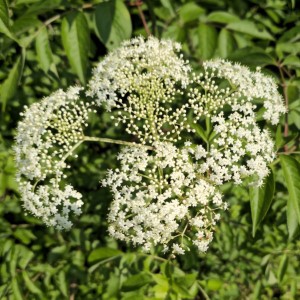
[130,0,151,36]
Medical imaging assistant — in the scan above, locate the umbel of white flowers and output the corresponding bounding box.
[15,37,286,255]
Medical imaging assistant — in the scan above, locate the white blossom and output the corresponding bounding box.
[103,142,226,254]
[14,38,286,256]
[87,36,193,144]
[188,59,285,186]
[15,87,95,229]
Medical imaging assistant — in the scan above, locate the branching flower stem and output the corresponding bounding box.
[83,136,153,150]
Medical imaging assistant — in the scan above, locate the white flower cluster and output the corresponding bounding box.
[202,59,286,124]
[102,142,226,255]
[188,60,286,186]
[15,87,95,229]
[15,37,286,255]
[87,36,193,144]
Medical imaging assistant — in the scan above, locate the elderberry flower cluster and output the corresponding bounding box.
[87,36,193,144]
[15,87,96,229]
[15,37,286,256]
[102,142,226,255]
[187,60,286,186]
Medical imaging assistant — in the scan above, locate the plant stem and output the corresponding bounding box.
[83,136,153,149]
[130,1,151,36]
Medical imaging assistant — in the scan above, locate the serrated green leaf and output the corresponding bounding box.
[122,272,153,291]
[250,170,275,237]
[280,155,300,236]
[206,11,240,24]
[94,0,132,50]
[35,27,54,73]
[198,23,217,60]
[0,57,22,111]
[218,28,235,58]
[227,20,274,40]
[22,271,42,295]
[88,247,122,263]
[61,11,90,84]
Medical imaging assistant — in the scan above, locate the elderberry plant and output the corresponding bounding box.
[15,37,286,256]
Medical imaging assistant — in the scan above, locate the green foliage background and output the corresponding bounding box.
[1,0,300,299]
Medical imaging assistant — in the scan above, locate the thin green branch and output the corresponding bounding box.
[83,136,153,149]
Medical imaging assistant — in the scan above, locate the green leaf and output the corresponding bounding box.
[277,254,288,282]
[287,178,300,239]
[11,15,40,35]
[275,125,284,149]
[289,111,300,129]
[206,278,223,291]
[218,28,235,58]
[122,272,153,291]
[172,281,193,298]
[278,26,300,43]
[22,271,42,295]
[35,27,55,73]
[179,3,205,23]
[88,247,122,263]
[276,42,300,56]
[0,0,19,42]
[11,278,23,300]
[206,11,240,24]
[283,55,300,69]
[252,281,262,299]
[249,169,275,237]
[94,0,132,50]
[13,228,36,245]
[0,56,22,111]
[57,270,68,297]
[61,11,90,84]
[227,21,274,40]
[0,0,10,36]
[228,48,275,66]
[198,23,217,59]
[24,0,61,16]
[280,155,300,234]
[18,248,34,269]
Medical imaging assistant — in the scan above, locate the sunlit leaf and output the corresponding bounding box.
[61,11,90,84]
[280,155,300,239]
[227,20,274,40]
[94,0,132,50]
[0,57,22,112]
[198,23,217,59]
[250,170,275,237]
